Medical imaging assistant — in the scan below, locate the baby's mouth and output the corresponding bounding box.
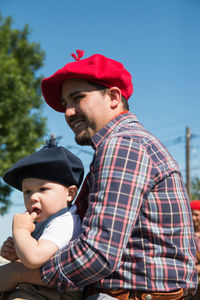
[31,208,41,215]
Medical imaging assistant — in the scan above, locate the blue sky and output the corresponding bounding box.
[0,0,200,245]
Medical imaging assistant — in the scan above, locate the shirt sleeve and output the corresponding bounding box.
[40,136,152,291]
[39,209,82,249]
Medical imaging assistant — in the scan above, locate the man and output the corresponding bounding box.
[0,50,198,299]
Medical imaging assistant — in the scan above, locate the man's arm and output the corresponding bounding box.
[13,212,58,269]
[0,261,43,292]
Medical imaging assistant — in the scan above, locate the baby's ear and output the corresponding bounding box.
[66,185,78,203]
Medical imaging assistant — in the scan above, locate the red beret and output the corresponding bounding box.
[41,50,133,113]
[190,200,200,210]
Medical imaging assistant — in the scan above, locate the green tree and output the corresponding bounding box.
[191,177,200,200]
[0,14,47,215]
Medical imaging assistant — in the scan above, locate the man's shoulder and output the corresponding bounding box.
[103,121,178,169]
[107,119,157,149]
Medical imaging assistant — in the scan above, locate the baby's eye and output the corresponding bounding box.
[40,187,48,192]
[23,190,31,195]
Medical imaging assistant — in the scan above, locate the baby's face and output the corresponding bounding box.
[22,178,69,222]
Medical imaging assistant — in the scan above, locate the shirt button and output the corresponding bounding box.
[145,295,152,300]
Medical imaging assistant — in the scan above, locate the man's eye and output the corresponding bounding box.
[74,94,84,101]
[61,100,67,108]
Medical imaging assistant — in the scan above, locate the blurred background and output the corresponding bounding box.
[0,0,200,246]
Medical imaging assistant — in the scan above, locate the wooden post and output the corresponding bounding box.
[186,127,191,199]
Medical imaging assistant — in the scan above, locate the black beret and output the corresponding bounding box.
[3,139,84,191]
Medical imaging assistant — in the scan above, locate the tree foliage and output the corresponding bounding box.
[0,14,47,215]
[191,177,200,200]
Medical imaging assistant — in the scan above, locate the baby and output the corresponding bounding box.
[0,136,84,300]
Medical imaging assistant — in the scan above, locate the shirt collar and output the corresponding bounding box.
[91,111,139,149]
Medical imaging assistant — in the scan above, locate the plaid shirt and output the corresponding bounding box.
[40,112,198,292]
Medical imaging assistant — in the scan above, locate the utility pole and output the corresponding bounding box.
[186,127,191,199]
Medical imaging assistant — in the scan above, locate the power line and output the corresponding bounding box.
[149,114,200,131]
[163,136,185,147]
[157,129,185,141]
[162,133,200,148]
[66,145,93,156]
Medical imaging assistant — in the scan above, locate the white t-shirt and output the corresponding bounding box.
[39,205,82,249]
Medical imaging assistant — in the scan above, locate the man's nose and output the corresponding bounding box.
[65,106,76,118]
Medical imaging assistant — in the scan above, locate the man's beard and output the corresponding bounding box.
[75,129,92,146]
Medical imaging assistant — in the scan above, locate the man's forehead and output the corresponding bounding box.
[192,210,200,215]
[62,79,98,96]
[62,78,88,88]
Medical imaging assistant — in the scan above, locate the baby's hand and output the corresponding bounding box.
[0,236,18,262]
[12,211,37,234]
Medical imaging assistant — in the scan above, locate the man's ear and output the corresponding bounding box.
[108,87,122,109]
[66,185,78,204]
